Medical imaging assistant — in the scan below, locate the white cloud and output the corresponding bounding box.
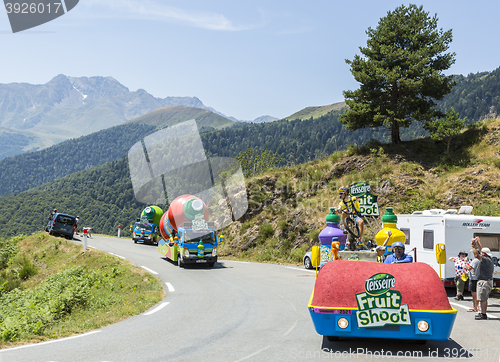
[82,0,263,31]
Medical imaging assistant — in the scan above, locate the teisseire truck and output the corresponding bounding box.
[157,194,223,267]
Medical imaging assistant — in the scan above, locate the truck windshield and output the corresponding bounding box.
[136,223,152,231]
[184,231,215,243]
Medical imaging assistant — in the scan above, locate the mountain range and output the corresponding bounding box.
[0,75,275,160]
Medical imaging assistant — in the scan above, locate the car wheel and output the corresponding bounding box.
[134,239,137,244]
[208,262,215,267]
[304,256,312,269]
[326,336,339,342]
[49,230,54,236]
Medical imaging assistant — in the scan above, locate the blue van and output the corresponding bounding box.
[46,213,77,239]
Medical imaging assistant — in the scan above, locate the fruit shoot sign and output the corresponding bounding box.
[350,182,379,217]
[355,273,411,328]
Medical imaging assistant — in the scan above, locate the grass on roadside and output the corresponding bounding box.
[0,233,164,348]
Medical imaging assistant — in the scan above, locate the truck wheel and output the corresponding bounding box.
[326,336,339,342]
[134,239,137,244]
[178,256,184,267]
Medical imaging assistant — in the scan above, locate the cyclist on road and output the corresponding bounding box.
[337,186,364,241]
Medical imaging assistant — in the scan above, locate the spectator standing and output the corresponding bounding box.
[449,250,469,300]
[465,253,480,312]
[471,237,494,320]
[74,215,80,236]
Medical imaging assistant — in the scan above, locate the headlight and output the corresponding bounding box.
[337,318,349,329]
[212,247,217,257]
[417,320,429,332]
[184,247,190,257]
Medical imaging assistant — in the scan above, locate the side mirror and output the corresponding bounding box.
[436,243,446,264]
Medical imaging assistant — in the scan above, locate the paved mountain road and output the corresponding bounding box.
[1,235,500,362]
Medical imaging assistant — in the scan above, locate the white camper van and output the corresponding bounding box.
[396,206,500,287]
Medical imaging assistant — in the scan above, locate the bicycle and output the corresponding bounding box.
[338,198,361,239]
[338,200,370,251]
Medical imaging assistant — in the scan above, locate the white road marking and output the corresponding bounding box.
[165,282,175,292]
[285,266,316,273]
[141,266,158,274]
[233,345,271,362]
[449,301,498,319]
[143,302,170,316]
[0,330,101,352]
[284,320,298,336]
[109,252,126,259]
[221,260,249,264]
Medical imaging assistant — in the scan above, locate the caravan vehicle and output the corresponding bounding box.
[396,206,500,287]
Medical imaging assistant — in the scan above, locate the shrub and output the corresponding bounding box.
[308,230,320,242]
[18,256,37,280]
[259,223,274,240]
[0,267,92,341]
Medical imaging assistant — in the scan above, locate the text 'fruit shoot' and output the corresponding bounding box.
[355,273,410,328]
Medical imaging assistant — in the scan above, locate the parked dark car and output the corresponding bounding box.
[46,213,77,239]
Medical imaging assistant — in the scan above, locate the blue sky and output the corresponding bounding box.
[1,1,499,121]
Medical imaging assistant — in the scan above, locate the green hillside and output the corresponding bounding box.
[126,105,234,130]
[0,118,499,250]
[218,118,500,264]
[283,102,346,121]
[0,106,234,197]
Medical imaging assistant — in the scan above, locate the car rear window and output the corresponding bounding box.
[56,215,76,225]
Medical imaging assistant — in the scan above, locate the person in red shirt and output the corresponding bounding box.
[449,250,469,300]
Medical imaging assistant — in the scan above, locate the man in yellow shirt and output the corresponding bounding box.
[337,186,364,241]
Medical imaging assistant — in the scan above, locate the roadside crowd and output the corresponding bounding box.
[449,237,495,320]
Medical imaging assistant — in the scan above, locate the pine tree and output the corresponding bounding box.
[340,4,456,144]
[424,108,465,154]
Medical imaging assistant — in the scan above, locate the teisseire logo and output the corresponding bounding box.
[364,273,396,295]
[355,273,410,328]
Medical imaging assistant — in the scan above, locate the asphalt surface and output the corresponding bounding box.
[1,235,499,362]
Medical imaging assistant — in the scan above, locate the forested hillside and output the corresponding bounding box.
[437,67,500,121]
[0,123,156,196]
[0,106,233,196]
[0,156,143,237]
[0,118,498,240]
[0,109,384,196]
[1,67,499,198]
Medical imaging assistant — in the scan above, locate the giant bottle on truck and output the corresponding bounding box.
[157,194,221,267]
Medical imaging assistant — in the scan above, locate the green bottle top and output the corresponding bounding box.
[183,198,205,220]
[382,208,398,223]
[326,208,340,223]
[143,206,155,219]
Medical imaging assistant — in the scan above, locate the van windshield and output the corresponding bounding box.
[56,215,76,225]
